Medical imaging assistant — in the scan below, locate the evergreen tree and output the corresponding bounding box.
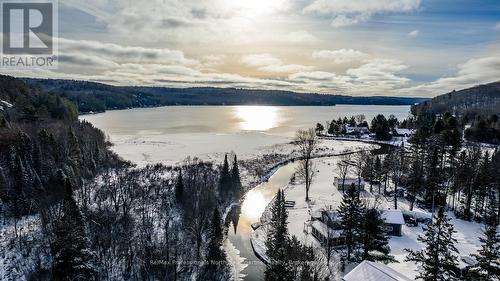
[337,183,364,262]
[265,190,293,281]
[52,179,98,281]
[405,207,459,281]
[231,154,242,195]
[175,170,184,203]
[218,154,231,197]
[359,208,395,263]
[468,195,500,280]
[204,207,226,280]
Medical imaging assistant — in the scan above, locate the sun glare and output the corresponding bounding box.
[220,0,286,17]
[236,106,278,131]
[241,190,266,221]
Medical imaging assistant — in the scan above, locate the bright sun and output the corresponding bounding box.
[220,0,286,17]
[236,106,279,131]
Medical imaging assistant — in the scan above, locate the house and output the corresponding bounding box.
[310,220,345,246]
[345,126,370,135]
[343,260,412,281]
[334,177,365,191]
[382,209,405,236]
[393,128,415,137]
[310,209,345,246]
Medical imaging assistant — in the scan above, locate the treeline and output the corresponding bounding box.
[412,81,500,119]
[465,114,500,144]
[317,114,401,140]
[0,76,242,280]
[412,81,500,144]
[0,75,123,218]
[24,77,426,113]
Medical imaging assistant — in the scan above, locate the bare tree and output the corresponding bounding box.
[354,114,366,125]
[294,128,318,201]
[337,153,353,193]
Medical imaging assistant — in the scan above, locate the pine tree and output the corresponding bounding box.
[231,154,242,196]
[405,207,459,281]
[468,195,500,280]
[52,179,98,281]
[265,190,293,281]
[337,183,364,262]
[360,208,395,263]
[175,170,184,203]
[204,207,226,280]
[219,154,231,197]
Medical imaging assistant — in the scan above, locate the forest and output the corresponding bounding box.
[24,77,425,113]
[0,75,243,280]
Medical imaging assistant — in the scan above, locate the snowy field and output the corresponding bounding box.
[251,156,486,279]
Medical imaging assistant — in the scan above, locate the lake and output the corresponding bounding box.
[82,105,411,166]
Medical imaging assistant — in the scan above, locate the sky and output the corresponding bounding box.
[4,0,500,97]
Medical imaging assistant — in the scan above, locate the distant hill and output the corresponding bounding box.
[411,81,500,118]
[23,78,426,113]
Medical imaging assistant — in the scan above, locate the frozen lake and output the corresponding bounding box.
[82,105,411,166]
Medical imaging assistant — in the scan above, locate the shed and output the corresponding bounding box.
[382,209,405,236]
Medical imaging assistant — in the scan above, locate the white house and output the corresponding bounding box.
[343,260,412,281]
[345,126,370,135]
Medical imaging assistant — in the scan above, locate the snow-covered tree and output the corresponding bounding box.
[405,207,459,281]
[338,183,364,262]
[52,179,98,281]
[359,208,395,263]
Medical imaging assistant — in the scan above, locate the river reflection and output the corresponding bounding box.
[226,163,298,281]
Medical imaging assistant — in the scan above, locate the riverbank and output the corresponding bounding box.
[224,140,377,281]
[249,152,486,280]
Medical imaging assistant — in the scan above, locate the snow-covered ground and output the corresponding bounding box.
[251,156,486,279]
[0,215,51,281]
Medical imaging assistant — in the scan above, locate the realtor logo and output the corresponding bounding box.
[1,1,57,68]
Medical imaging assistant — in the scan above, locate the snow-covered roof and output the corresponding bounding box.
[311,220,342,237]
[343,260,412,281]
[394,128,414,135]
[334,178,364,185]
[382,209,405,225]
[346,126,370,133]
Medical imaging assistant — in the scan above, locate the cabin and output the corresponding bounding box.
[393,128,415,137]
[382,209,405,236]
[343,260,412,281]
[310,210,345,246]
[345,126,370,135]
[334,177,365,191]
[310,220,345,246]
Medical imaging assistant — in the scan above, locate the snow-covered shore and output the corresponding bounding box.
[250,155,486,279]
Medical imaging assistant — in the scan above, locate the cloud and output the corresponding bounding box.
[259,64,313,73]
[240,53,313,73]
[312,49,370,63]
[282,30,319,44]
[495,22,500,30]
[58,38,197,65]
[331,14,369,28]
[304,0,421,27]
[289,71,338,82]
[402,55,500,96]
[240,53,282,67]
[407,30,420,38]
[346,59,409,86]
